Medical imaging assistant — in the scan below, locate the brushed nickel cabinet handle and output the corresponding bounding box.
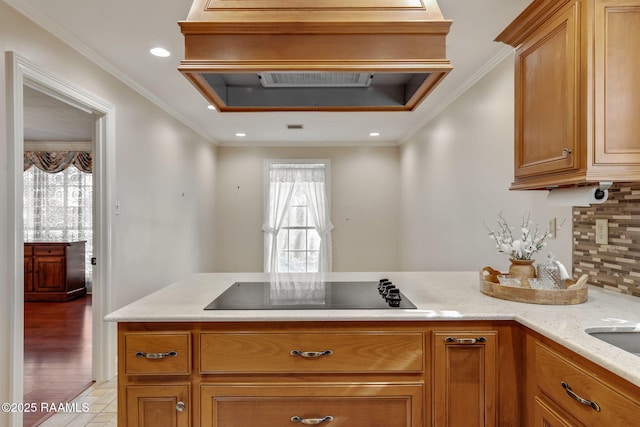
[290,350,333,358]
[135,350,178,359]
[562,148,573,156]
[445,337,487,345]
[291,415,334,424]
[562,381,601,412]
[176,401,186,412]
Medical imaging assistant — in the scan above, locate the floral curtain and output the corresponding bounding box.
[24,151,92,173]
[24,151,93,289]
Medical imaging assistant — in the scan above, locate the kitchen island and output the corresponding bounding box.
[106,272,640,426]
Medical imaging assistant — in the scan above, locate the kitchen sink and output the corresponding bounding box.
[585,326,640,356]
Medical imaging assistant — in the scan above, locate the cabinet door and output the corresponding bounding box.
[432,331,497,427]
[594,0,640,165]
[126,385,190,427]
[513,1,581,180]
[534,396,584,427]
[24,257,33,292]
[33,256,65,292]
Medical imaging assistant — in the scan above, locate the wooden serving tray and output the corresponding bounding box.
[479,267,588,305]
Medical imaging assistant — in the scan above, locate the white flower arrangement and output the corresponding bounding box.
[486,212,553,260]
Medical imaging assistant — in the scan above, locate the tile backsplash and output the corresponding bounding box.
[573,183,640,297]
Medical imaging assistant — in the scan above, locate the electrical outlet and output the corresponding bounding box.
[548,217,557,239]
[595,219,609,245]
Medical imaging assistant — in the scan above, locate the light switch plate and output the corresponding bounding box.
[548,217,557,239]
[595,219,608,245]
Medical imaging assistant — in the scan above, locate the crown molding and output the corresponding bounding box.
[3,0,214,143]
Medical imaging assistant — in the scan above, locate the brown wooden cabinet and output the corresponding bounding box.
[524,329,640,426]
[198,329,424,426]
[432,331,498,427]
[24,241,86,301]
[119,322,426,427]
[117,321,521,427]
[497,0,640,190]
[119,332,192,427]
[115,318,640,426]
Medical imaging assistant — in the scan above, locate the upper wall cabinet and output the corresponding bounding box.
[496,0,640,190]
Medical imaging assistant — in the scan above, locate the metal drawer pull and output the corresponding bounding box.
[445,337,487,344]
[290,350,333,358]
[291,416,334,424]
[176,401,186,412]
[562,148,573,156]
[135,351,178,359]
[561,381,601,412]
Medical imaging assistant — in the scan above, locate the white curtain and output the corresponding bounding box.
[300,177,333,273]
[24,165,93,289]
[262,167,296,272]
[263,163,333,273]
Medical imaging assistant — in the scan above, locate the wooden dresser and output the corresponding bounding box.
[24,241,87,301]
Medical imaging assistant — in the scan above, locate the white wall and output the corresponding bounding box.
[399,54,573,272]
[214,146,400,272]
[0,3,217,419]
[111,108,217,307]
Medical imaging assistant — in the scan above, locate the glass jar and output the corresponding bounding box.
[536,254,563,289]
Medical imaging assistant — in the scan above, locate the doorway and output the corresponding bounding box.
[22,85,95,426]
[7,52,116,427]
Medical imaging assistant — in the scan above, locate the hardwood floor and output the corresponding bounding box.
[24,295,93,427]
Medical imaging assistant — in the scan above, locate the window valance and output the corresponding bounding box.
[24,151,92,173]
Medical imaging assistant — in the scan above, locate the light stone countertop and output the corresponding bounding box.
[105,271,640,388]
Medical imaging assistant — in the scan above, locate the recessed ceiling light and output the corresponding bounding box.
[150,47,171,58]
[235,133,246,137]
[369,132,380,137]
[207,105,217,111]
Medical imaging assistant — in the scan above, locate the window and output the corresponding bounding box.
[277,184,321,272]
[263,161,333,273]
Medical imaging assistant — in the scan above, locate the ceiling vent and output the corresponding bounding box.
[259,72,373,88]
[179,0,452,112]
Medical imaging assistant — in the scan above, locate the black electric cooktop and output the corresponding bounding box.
[204,280,417,310]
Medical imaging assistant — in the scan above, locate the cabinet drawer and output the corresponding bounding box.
[200,332,423,374]
[200,383,423,427]
[34,245,65,256]
[534,396,584,427]
[535,342,640,426]
[124,332,191,375]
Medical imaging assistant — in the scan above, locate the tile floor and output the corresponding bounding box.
[37,377,117,427]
